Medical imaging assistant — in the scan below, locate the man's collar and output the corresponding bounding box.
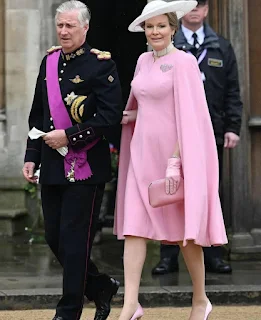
[61,41,90,61]
[181,25,205,45]
[175,22,220,50]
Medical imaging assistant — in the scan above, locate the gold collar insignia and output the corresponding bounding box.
[62,48,85,61]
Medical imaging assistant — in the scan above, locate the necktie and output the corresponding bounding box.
[192,33,199,47]
[191,33,199,56]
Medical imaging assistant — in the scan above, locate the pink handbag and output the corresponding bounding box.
[148,177,184,208]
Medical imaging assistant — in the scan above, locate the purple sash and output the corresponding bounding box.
[46,50,98,181]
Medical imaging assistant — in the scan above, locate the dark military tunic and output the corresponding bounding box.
[24,41,122,185]
[24,41,122,319]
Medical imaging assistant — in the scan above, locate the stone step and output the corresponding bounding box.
[0,208,28,236]
[1,285,261,310]
[0,189,27,210]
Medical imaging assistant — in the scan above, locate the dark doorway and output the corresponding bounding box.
[82,0,147,148]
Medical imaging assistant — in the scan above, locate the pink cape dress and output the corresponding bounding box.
[114,49,228,247]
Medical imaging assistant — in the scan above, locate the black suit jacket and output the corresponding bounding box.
[24,41,123,185]
[174,23,242,144]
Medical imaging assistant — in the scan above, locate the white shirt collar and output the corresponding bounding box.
[181,25,205,46]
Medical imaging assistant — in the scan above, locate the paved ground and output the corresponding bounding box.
[1,231,261,291]
[1,232,261,311]
[1,306,261,320]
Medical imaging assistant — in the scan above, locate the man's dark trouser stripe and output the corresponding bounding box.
[41,184,103,320]
[76,186,97,320]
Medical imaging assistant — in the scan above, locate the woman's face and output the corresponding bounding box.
[144,14,174,51]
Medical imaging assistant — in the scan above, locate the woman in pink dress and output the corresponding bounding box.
[114,1,228,319]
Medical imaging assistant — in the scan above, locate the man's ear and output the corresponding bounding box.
[204,5,209,18]
[84,24,89,34]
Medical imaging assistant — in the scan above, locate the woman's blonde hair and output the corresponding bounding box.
[140,12,179,32]
[165,12,179,32]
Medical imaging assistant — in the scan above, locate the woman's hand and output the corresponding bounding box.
[121,110,137,124]
[165,157,181,195]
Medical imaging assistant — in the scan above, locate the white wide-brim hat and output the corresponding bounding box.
[128,0,198,32]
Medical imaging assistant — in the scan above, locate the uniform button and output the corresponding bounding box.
[94,113,96,117]
[79,135,83,138]
[50,125,54,129]
[50,117,53,121]
[60,70,64,73]
[59,78,62,81]
[73,137,77,141]
[87,131,90,135]
[63,63,66,67]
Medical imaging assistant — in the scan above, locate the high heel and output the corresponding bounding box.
[204,300,212,320]
[130,303,144,320]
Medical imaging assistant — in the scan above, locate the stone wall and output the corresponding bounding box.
[1,0,62,180]
[0,0,62,234]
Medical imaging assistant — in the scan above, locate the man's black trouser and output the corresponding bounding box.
[159,145,224,264]
[41,183,105,320]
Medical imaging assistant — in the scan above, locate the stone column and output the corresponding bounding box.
[0,0,60,235]
[0,0,5,111]
[4,1,41,177]
[0,0,6,149]
[227,0,261,258]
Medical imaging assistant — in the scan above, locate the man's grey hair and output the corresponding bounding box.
[55,0,91,26]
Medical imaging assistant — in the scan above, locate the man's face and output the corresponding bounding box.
[182,3,209,26]
[56,10,89,53]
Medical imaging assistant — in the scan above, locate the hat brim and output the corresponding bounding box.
[128,1,198,32]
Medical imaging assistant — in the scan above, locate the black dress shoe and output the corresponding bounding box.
[205,258,232,274]
[52,317,64,320]
[93,276,120,320]
[151,258,179,275]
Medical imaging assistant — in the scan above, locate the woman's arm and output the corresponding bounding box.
[172,142,180,158]
[121,110,138,124]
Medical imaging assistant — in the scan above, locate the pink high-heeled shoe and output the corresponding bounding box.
[130,303,144,320]
[204,301,212,320]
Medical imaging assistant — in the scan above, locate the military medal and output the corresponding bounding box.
[67,159,76,182]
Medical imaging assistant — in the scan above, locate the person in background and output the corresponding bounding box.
[152,0,242,276]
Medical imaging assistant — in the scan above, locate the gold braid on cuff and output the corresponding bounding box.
[70,96,87,123]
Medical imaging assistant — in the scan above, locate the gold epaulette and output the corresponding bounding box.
[47,46,62,54]
[90,48,111,60]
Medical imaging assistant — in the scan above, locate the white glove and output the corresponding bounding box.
[28,127,68,157]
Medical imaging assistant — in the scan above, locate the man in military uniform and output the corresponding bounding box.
[22,1,122,320]
[152,0,243,276]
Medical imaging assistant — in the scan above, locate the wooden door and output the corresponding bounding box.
[207,0,228,37]
[207,0,232,227]
[248,0,261,226]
